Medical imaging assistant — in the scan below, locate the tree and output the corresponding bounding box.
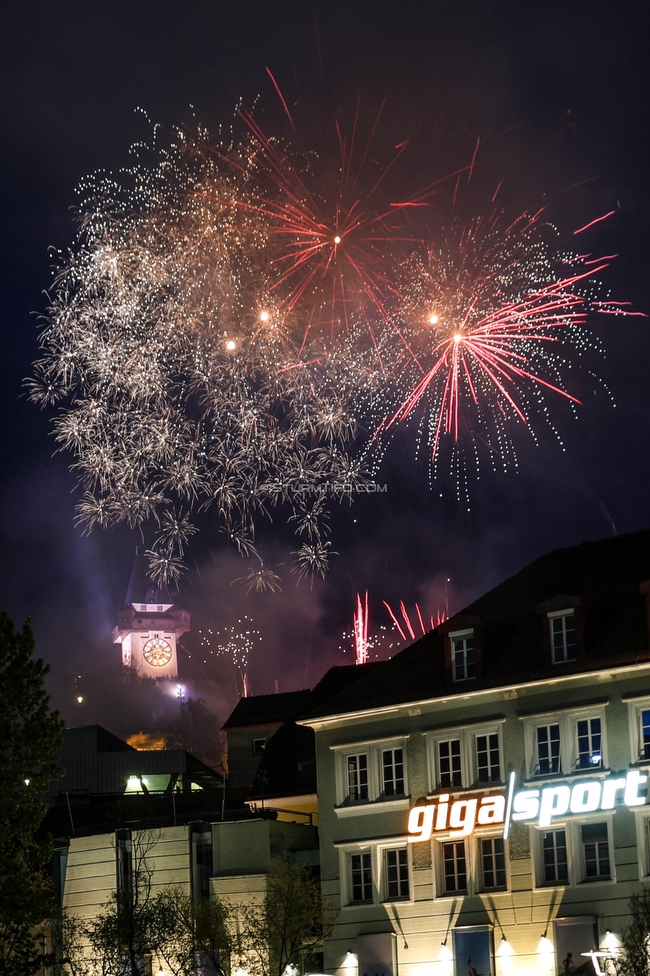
[153,888,235,976]
[0,613,64,976]
[86,830,162,976]
[613,888,650,976]
[238,859,338,976]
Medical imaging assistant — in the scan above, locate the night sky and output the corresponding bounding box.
[1,1,649,736]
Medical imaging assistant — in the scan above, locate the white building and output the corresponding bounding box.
[300,530,650,976]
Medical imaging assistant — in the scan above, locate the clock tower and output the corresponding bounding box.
[112,554,190,680]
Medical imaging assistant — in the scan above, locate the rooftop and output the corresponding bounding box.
[302,528,650,720]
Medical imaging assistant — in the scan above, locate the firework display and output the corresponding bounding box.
[198,615,262,697]
[29,106,635,582]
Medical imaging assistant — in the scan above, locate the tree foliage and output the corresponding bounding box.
[238,858,337,976]
[55,831,236,976]
[0,613,64,976]
[614,888,650,976]
[53,842,334,976]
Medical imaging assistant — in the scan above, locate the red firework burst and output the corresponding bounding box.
[383,208,636,459]
[231,83,419,353]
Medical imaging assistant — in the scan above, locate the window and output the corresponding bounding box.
[577,717,602,768]
[582,823,610,880]
[332,738,409,810]
[541,829,568,884]
[384,848,410,900]
[625,697,650,764]
[451,630,476,681]
[434,835,510,897]
[340,844,411,908]
[428,722,504,791]
[350,852,373,903]
[549,610,577,664]
[522,706,608,779]
[252,737,267,755]
[534,820,613,887]
[438,738,462,788]
[480,837,506,890]
[475,732,501,783]
[634,814,650,879]
[382,748,405,797]
[641,709,650,761]
[442,841,467,894]
[536,723,561,775]
[347,753,369,802]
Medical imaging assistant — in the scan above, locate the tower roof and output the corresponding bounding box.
[123,553,174,606]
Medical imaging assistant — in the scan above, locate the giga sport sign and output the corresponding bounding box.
[407,769,649,842]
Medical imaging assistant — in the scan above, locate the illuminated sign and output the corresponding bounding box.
[407,769,648,842]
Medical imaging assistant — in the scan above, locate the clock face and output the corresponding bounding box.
[142,637,173,668]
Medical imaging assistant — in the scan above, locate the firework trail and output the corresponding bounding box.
[341,594,446,663]
[353,591,369,664]
[382,600,446,640]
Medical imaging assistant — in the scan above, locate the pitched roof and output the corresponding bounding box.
[222,690,311,730]
[302,528,650,720]
[248,663,383,800]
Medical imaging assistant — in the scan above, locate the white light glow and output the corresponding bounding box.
[259,310,270,321]
[428,313,439,325]
[226,340,237,351]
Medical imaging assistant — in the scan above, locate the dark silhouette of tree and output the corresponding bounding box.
[164,698,224,769]
[0,613,64,976]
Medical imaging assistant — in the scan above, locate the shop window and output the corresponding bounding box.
[554,918,597,976]
[480,837,506,890]
[452,927,494,976]
[383,848,410,901]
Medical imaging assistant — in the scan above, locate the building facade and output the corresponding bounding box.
[302,531,650,976]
